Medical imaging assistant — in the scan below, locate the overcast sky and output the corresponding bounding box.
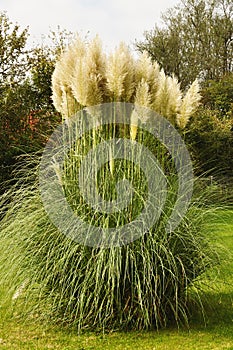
[1,0,180,51]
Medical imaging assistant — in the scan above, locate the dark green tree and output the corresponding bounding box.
[136,0,233,88]
[201,73,233,117]
[0,13,61,188]
[0,12,29,84]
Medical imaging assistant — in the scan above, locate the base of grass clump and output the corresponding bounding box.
[0,150,220,332]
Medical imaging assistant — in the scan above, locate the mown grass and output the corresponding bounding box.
[0,208,232,349]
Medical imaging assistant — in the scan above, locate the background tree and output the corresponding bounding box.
[136,0,233,88]
[0,12,29,183]
[136,0,233,182]
[0,12,61,189]
[201,73,233,117]
[0,12,29,84]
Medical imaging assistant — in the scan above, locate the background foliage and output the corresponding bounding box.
[0,13,61,189]
[136,0,233,89]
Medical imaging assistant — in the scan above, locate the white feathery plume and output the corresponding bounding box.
[165,75,182,122]
[71,35,106,108]
[83,35,106,106]
[152,69,169,116]
[51,35,86,115]
[70,41,88,107]
[106,42,135,101]
[131,80,152,139]
[134,80,151,108]
[177,79,201,129]
[51,67,63,113]
[135,51,160,96]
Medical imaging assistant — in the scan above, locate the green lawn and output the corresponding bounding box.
[0,209,233,350]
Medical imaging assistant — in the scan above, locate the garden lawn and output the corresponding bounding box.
[0,208,232,350]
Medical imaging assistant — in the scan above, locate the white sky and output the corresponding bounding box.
[1,0,180,51]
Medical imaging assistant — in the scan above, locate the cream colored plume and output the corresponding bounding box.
[135,51,160,96]
[106,42,135,101]
[130,80,152,139]
[152,71,183,123]
[152,70,169,116]
[176,79,201,129]
[165,76,182,121]
[51,67,63,114]
[51,35,86,117]
[71,35,106,107]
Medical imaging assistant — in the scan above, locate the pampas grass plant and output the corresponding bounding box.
[0,36,217,332]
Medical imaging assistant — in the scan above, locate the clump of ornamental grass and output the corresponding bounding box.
[0,36,218,331]
[0,146,219,331]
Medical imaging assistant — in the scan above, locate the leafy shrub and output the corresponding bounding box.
[185,107,233,178]
[201,74,233,118]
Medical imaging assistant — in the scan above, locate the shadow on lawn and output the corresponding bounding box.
[188,288,233,333]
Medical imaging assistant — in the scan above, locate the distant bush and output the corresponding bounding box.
[184,107,233,179]
[0,12,62,190]
[201,74,233,118]
[0,82,60,191]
